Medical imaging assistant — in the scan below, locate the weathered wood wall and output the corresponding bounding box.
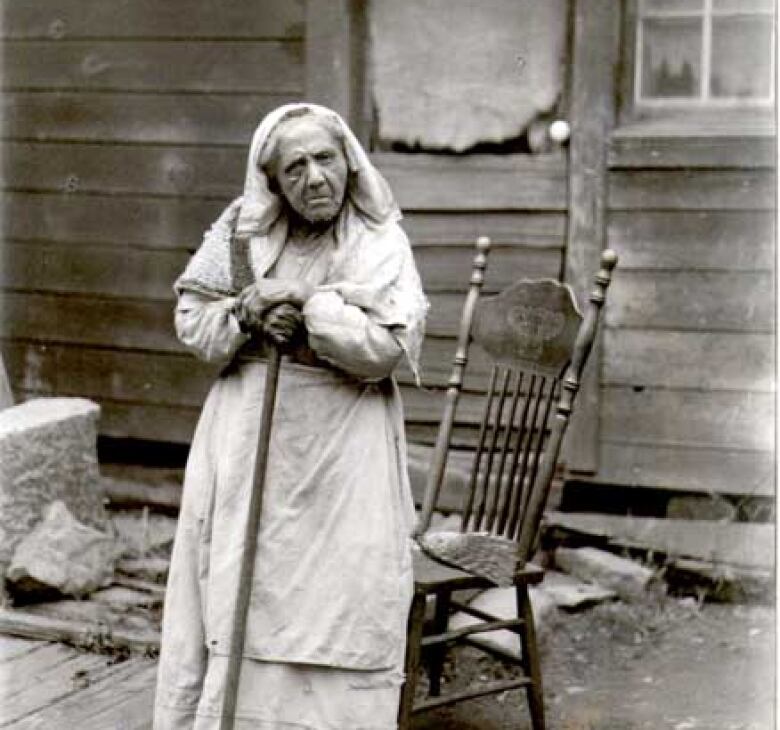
[1,0,305,442]
[596,124,776,497]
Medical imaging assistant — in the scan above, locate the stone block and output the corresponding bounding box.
[0,398,106,575]
[539,570,617,610]
[7,500,119,598]
[448,582,556,659]
[555,546,657,602]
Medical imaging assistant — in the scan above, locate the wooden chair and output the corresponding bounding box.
[398,238,617,729]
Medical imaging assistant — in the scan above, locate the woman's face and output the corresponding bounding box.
[273,118,349,224]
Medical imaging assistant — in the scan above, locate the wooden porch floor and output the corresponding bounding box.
[0,635,157,729]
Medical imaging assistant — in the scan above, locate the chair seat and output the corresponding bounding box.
[412,547,544,594]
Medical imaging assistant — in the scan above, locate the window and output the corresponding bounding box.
[635,0,775,107]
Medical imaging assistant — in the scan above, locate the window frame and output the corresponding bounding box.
[624,0,776,117]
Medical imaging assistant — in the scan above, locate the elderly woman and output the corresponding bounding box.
[153,104,427,730]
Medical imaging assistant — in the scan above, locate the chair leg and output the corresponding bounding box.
[398,591,427,730]
[517,585,545,730]
[427,590,451,696]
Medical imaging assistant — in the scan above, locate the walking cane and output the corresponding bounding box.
[219,342,282,729]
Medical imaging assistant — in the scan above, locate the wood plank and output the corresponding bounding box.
[0,290,467,348]
[608,133,776,169]
[3,40,303,93]
[607,210,775,271]
[413,243,562,292]
[3,141,245,197]
[0,636,44,662]
[69,666,157,730]
[2,242,188,300]
[1,335,479,407]
[2,192,230,249]
[1,91,296,145]
[2,0,304,40]
[2,651,111,726]
[590,442,774,496]
[0,643,85,703]
[375,152,567,211]
[97,400,200,443]
[1,292,182,352]
[602,386,774,451]
[606,270,774,332]
[0,609,160,652]
[2,193,566,250]
[1,240,560,300]
[609,169,776,211]
[402,211,566,246]
[1,341,215,408]
[547,512,774,570]
[603,330,775,392]
[563,0,621,473]
[12,658,156,730]
[305,0,353,120]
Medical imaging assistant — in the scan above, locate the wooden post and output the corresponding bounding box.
[562,0,621,474]
[304,0,368,142]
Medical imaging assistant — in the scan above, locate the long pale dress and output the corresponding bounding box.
[153,231,417,730]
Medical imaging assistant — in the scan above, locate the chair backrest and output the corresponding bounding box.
[416,238,617,566]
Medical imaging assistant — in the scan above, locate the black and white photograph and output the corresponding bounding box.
[0,1,775,728]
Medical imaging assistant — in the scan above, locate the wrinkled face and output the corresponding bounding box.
[273,118,349,224]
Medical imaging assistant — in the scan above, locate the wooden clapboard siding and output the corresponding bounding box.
[606,270,774,332]
[2,0,304,40]
[375,152,568,211]
[3,142,245,197]
[1,341,215,408]
[595,442,774,497]
[2,242,189,299]
[607,211,775,271]
[603,330,775,392]
[1,0,305,444]
[2,41,303,93]
[593,133,777,497]
[609,169,775,211]
[608,114,776,169]
[2,92,296,145]
[602,387,774,452]
[3,192,230,248]
[2,292,182,353]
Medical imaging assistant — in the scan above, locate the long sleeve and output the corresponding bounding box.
[175,290,250,366]
[303,291,403,380]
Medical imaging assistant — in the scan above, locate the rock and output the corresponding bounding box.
[92,586,162,610]
[555,546,657,602]
[0,398,106,579]
[7,500,119,599]
[667,494,737,522]
[538,570,616,610]
[448,583,556,659]
[116,557,170,583]
[111,511,178,558]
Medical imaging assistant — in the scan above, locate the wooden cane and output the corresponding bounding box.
[219,344,282,729]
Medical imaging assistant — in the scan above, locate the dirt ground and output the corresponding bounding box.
[413,598,775,730]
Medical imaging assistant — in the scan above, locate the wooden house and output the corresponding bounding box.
[1,0,775,506]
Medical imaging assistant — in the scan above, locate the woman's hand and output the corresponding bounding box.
[234,279,314,332]
[262,303,305,347]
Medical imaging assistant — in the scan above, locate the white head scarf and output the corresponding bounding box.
[235,103,400,239]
